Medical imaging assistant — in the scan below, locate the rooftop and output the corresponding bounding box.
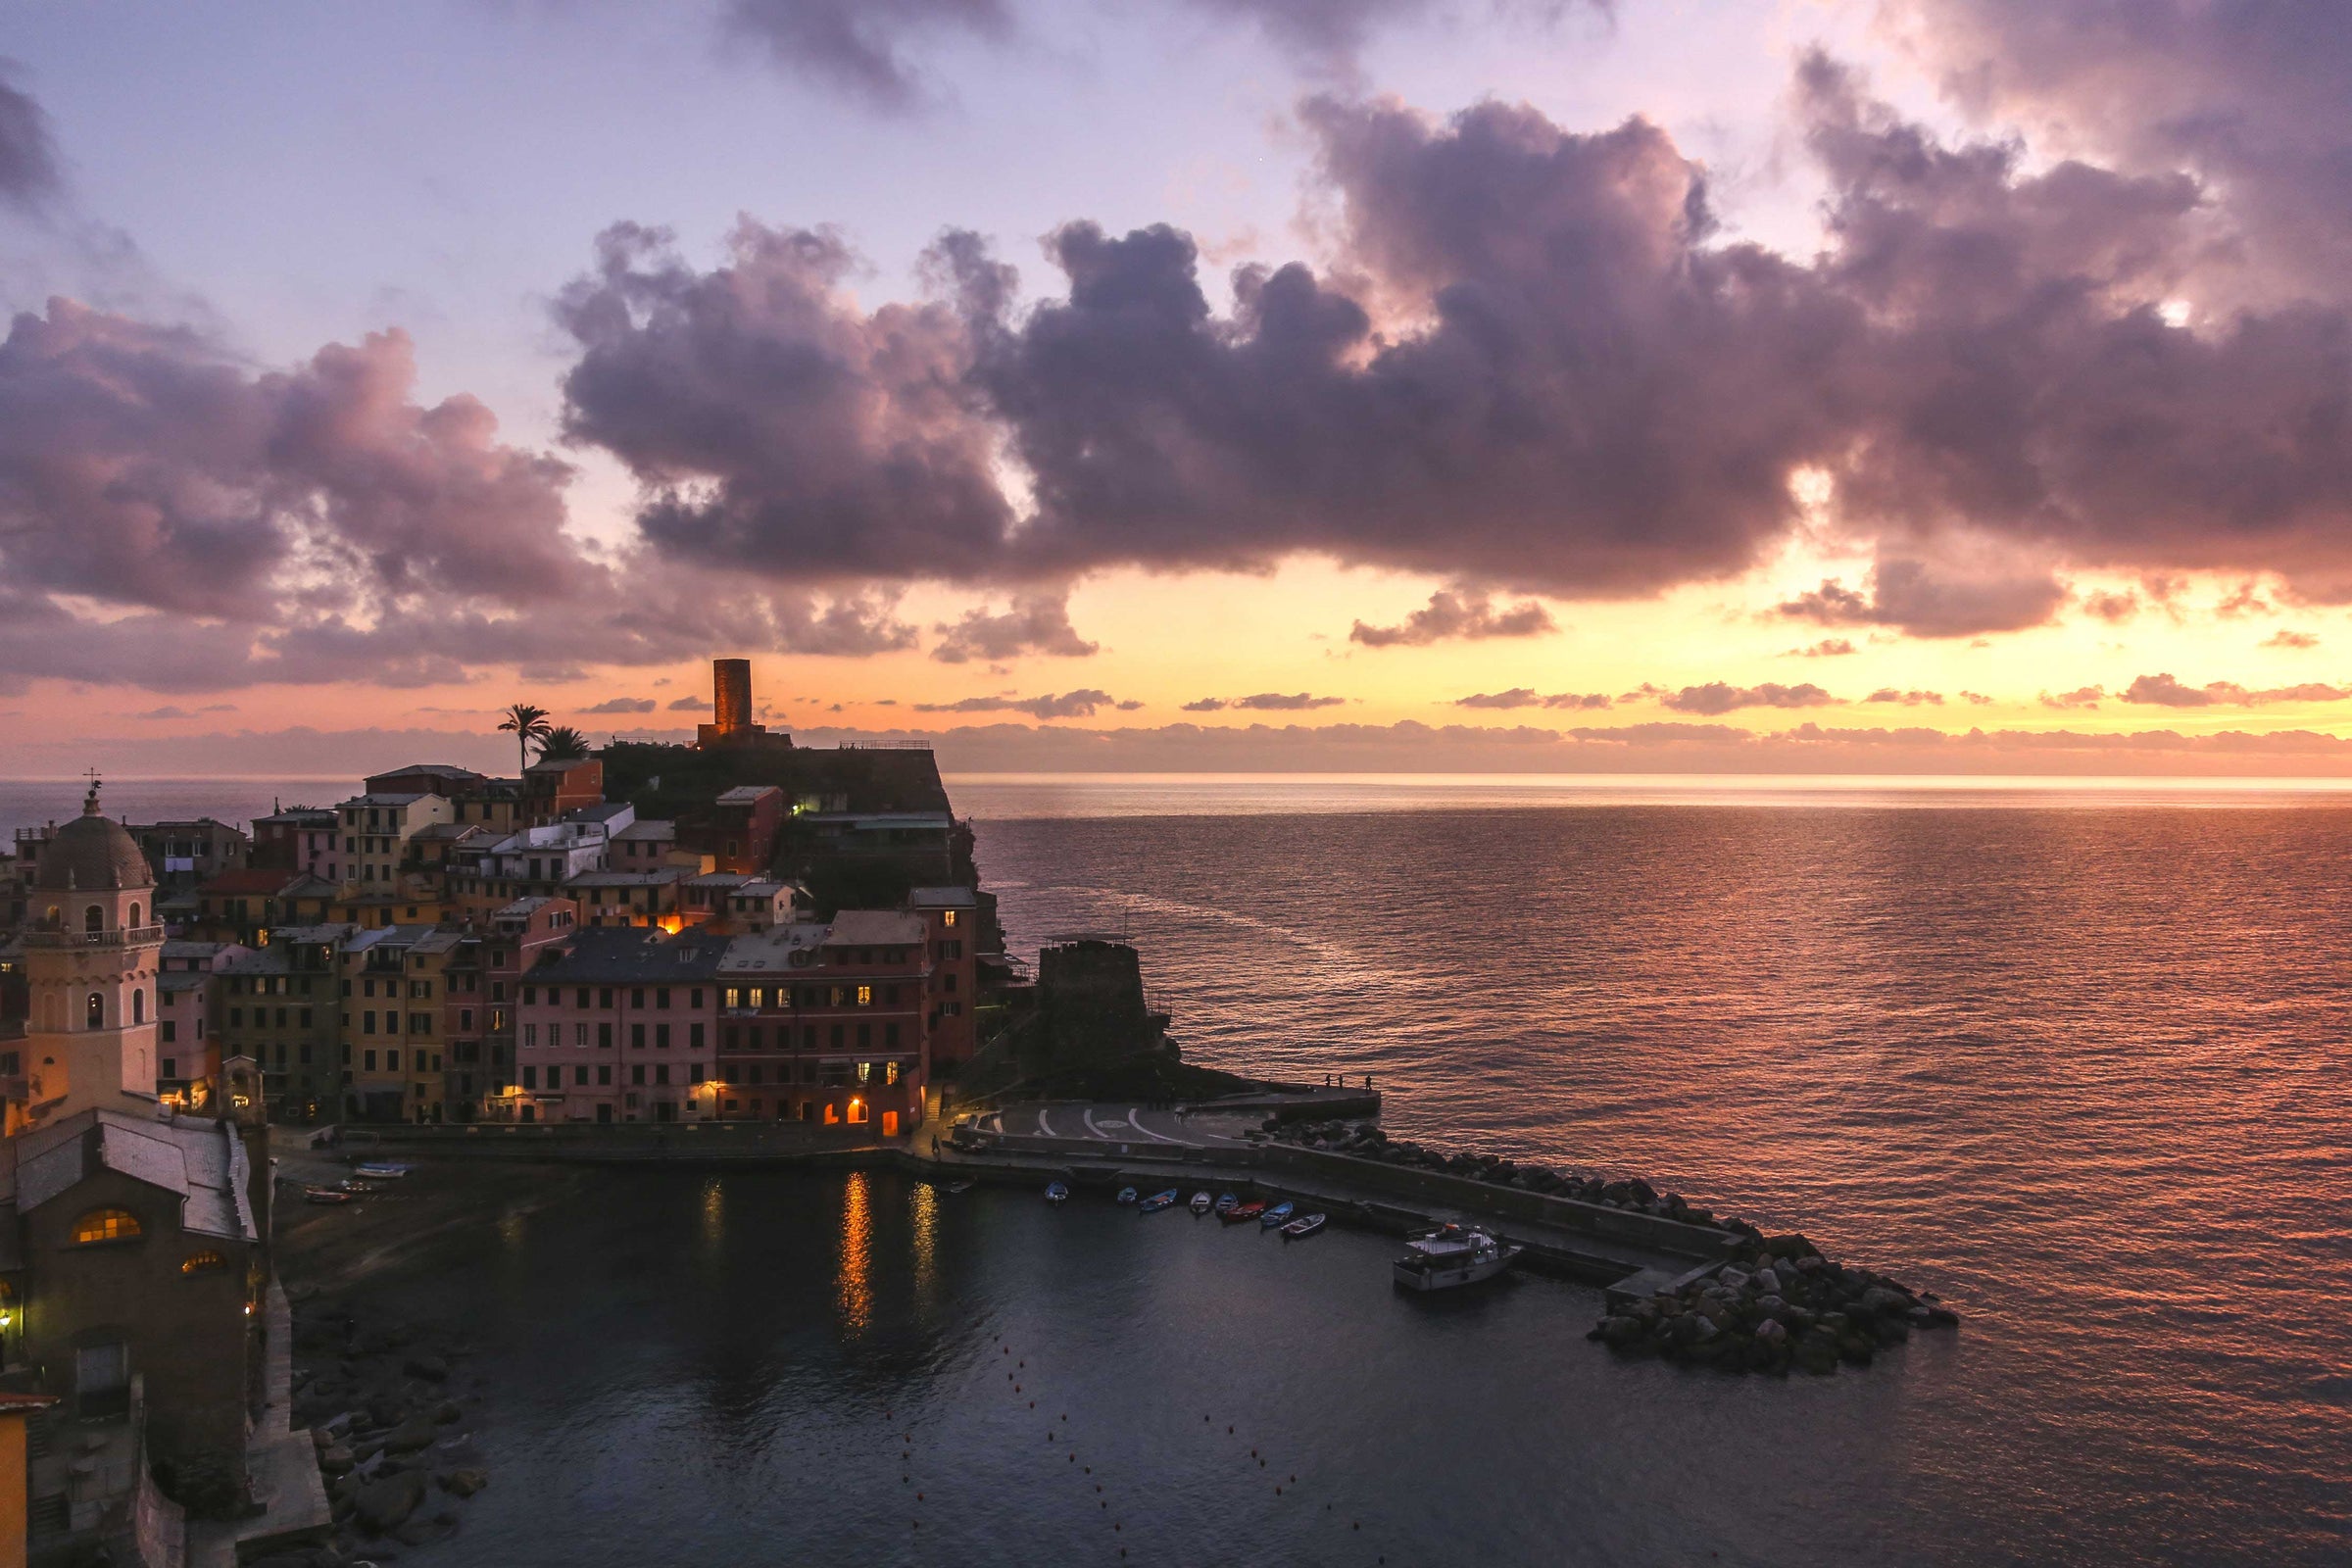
[822,909,927,948]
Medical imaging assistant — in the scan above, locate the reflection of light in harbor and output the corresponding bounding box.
[838,1172,872,1335]
[699,1176,723,1255]
[498,1209,525,1249]
[909,1180,938,1304]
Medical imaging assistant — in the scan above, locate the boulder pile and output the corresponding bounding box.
[1266,1118,1960,1374]
[271,1294,492,1565]
[1589,1235,1961,1375]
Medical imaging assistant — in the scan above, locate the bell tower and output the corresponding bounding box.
[13,778,164,1130]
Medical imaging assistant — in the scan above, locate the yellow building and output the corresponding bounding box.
[338,925,462,1123]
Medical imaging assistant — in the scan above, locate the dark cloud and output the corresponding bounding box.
[1233,692,1347,710]
[556,220,1014,582]
[2120,672,2350,708]
[720,0,1013,110]
[1864,687,1945,706]
[912,688,1121,718]
[667,695,712,711]
[1895,0,2352,301]
[1653,681,1838,715]
[583,697,658,714]
[1452,688,1610,710]
[2081,589,2138,623]
[1348,589,1556,648]
[931,590,1098,662]
[1776,560,2070,638]
[2263,629,2320,650]
[0,61,60,210]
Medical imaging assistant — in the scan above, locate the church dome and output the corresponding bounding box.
[34,788,151,892]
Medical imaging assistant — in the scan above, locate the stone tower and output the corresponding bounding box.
[14,780,163,1129]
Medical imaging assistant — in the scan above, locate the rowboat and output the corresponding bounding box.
[1115,1187,1139,1204]
[1045,1182,1070,1204]
[945,1180,975,1195]
[1224,1202,1265,1224]
[1190,1192,1213,1214]
[1259,1200,1296,1229]
[1281,1213,1327,1239]
[1212,1193,1238,1215]
[302,1187,350,1205]
[1139,1190,1180,1213]
[354,1162,412,1179]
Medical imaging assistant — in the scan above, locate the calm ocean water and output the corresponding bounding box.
[11,775,2349,1562]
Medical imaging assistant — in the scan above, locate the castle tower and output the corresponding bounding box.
[696,658,787,749]
[13,780,164,1130]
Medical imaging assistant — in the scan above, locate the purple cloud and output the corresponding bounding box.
[931,590,1099,662]
[1348,589,1556,648]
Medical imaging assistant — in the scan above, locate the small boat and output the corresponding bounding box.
[1212,1193,1238,1215]
[1115,1187,1139,1205]
[1392,1226,1521,1292]
[1259,1201,1296,1229]
[338,1180,377,1195]
[945,1179,975,1194]
[302,1187,350,1205]
[1139,1190,1180,1213]
[354,1161,412,1179]
[1190,1192,1213,1214]
[1224,1202,1265,1224]
[1282,1212,1327,1239]
[1045,1182,1070,1204]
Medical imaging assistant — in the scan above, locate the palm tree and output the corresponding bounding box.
[536,725,590,762]
[497,703,551,773]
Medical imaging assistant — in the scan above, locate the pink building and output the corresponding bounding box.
[514,928,727,1123]
[713,909,928,1136]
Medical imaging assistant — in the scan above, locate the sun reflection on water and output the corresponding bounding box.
[909,1178,938,1307]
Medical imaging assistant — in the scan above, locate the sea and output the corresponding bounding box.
[6,774,2349,1564]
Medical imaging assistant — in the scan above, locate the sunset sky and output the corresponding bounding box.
[7,0,2352,776]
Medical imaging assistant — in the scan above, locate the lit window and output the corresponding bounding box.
[856,985,872,1006]
[180,1250,226,1275]
[942,909,956,928]
[73,1208,142,1245]
[885,1061,900,1087]
[858,1060,872,1084]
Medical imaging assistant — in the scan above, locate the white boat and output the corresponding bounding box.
[1190,1192,1212,1214]
[1391,1226,1520,1292]
[1116,1186,1139,1204]
[1282,1213,1327,1240]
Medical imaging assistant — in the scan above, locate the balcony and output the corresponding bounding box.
[22,925,165,950]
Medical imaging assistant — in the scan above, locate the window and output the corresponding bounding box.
[83,906,103,933]
[364,1050,377,1071]
[885,1023,901,1049]
[631,1064,646,1086]
[943,908,957,928]
[72,1208,142,1245]
[179,1250,226,1275]
[689,1023,705,1051]
[163,1020,177,1044]
[597,1064,612,1086]
[856,985,872,1006]
[163,1056,177,1080]
[575,1065,589,1087]
[630,988,645,1008]
[885,1061,900,1087]
[848,1099,868,1124]
[598,1022,612,1049]
[655,1024,671,1050]
[85,992,103,1029]
[689,1063,705,1084]
[522,1023,536,1049]
[574,1023,588,1050]
[364,1011,378,1036]
[858,1060,873,1084]
[522,1065,537,1090]
[656,988,671,1010]
[387,1050,401,1070]
[655,1064,670,1086]
[631,1023,646,1050]
[127,903,141,928]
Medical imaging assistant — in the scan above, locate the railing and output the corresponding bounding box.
[21,925,165,949]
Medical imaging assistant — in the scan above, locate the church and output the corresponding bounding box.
[0,783,267,1517]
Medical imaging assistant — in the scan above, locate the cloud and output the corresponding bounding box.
[2081,589,2138,623]
[720,0,1013,110]
[1776,560,2070,639]
[1791,638,1857,658]
[583,697,658,714]
[1233,692,1347,710]
[1348,589,1556,648]
[931,590,1099,662]
[1864,687,1945,706]
[2040,685,2105,709]
[0,60,60,210]
[2264,629,2320,650]
[1452,688,1611,710]
[133,706,191,720]
[1960,690,1994,705]
[912,688,1121,718]
[2120,672,2350,708]
[1181,698,1227,711]
[667,695,712,711]
[1653,681,1838,715]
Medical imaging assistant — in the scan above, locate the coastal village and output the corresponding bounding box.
[0,658,1957,1567]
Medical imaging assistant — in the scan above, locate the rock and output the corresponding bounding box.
[384,1417,439,1454]
[318,1446,356,1477]
[438,1468,489,1498]
[1717,1267,1750,1294]
[354,1472,427,1535]
[1763,1233,1819,1260]
[432,1401,462,1425]
[402,1355,449,1384]
[1753,1318,1788,1347]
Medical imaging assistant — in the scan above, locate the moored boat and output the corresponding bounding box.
[302,1187,350,1205]
[1139,1190,1180,1212]
[1392,1226,1520,1292]
[1116,1187,1139,1204]
[1212,1193,1238,1215]
[1281,1213,1327,1239]
[1259,1200,1296,1228]
[1224,1201,1266,1224]
[1046,1182,1070,1204]
[946,1180,975,1194]
[354,1161,412,1179]
[1190,1192,1213,1214]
